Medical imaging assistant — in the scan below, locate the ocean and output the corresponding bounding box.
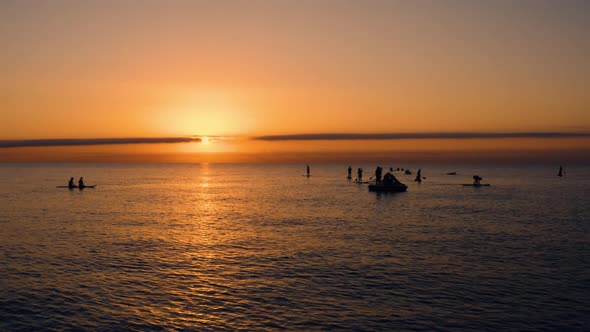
[1,163,588,331]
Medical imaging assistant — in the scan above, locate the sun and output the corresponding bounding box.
[201,136,210,145]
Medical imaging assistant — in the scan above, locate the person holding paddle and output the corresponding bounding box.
[414,169,422,183]
[473,175,482,186]
[375,166,383,184]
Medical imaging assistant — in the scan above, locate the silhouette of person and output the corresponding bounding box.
[78,177,85,188]
[473,175,482,186]
[414,169,422,183]
[357,168,363,182]
[375,166,383,184]
[347,166,352,179]
[68,177,75,188]
[306,165,310,177]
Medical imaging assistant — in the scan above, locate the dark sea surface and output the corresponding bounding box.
[0,163,588,331]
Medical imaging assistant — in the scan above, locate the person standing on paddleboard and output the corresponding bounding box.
[375,166,383,184]
[473,175,482,186]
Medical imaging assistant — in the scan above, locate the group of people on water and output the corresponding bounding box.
[311,164,565,188]
[59,164,564,191]
[345,166,365,182]
[346,165,402,185]
[68,177,86,188]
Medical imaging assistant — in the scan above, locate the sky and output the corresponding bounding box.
[1,0,589,162]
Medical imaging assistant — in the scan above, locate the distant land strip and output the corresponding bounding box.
[0,137,200,148]
[253,132,590,141]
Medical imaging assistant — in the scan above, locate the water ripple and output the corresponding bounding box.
[1,164,589,331]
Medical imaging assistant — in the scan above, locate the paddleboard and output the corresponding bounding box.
[462,184,490,187]
[56,185,96,189]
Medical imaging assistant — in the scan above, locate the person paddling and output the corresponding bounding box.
[306,165,310,177]
[357,168,363,183]
[375,166,383,184]
[347,166,352,179]
[78,177,85,188]
[68,177,76,188]
[414,169,422,183]
[473,175,482,186]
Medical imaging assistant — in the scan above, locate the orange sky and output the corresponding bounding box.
[1,1,589,162]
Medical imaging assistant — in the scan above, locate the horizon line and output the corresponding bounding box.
[2,148,589,164]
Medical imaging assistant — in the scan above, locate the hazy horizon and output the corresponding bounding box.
[2,145,589,164]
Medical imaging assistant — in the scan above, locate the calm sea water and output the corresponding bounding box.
[1,163,588,331]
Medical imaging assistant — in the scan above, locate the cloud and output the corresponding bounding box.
[0,137,200,148]
[252,132,590,141]
[3,132,589,148]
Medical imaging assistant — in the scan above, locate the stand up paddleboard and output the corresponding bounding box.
[461,184,490,187]
[56,185,96,189]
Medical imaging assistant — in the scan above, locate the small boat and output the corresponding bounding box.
[369,182,408,192]
[461,184,490,187]
[404,169,412,175]
[446,172,457,175]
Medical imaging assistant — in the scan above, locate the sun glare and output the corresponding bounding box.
[152,91,258,138]
[201,136,210,144]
